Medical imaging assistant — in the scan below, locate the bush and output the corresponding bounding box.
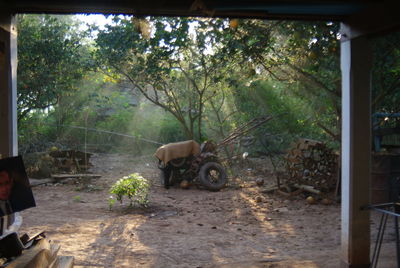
[109,173,150,208]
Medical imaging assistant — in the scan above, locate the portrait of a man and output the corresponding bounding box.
[0,156,36,217]
[0,170,13,202]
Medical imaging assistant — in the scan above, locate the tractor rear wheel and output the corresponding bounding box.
[199,162,227,191]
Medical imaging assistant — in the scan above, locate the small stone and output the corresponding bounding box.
[256,178,264,186]
[306,196,316,205]
[321,198,333,205]
[180,180,190,189]
[274,207,289,212]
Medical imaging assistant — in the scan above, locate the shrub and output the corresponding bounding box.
[109,173,150,208]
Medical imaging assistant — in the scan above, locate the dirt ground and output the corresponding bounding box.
[19,153,397,268]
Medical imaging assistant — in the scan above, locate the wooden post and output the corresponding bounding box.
[340,25,372,268]
[0,14,17,158]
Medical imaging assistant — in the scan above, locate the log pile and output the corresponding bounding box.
[25,150,92,179]
[284,138,338,192]
[49,150,92,173]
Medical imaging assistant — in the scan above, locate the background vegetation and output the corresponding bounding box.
[16,14,400,159]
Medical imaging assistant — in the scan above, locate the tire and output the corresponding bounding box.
[199,162,227,191]
[170,157,186,168]
[159,166,173,189]
[159,169,168,188]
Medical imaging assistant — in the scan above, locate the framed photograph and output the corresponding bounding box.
[0,156,36,217]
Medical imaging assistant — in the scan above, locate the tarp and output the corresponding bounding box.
[155,140,200,164]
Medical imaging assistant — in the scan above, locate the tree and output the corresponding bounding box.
[17,14,90,121]
[371,32,400,113]
[218,19,341,143]
[94,16,235,141]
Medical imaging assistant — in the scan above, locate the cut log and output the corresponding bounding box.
[261,185,279,193]
[293,184,321,195]
[276,188,303,198]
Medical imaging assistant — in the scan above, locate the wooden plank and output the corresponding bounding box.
[7,239,50,268]
[26,249,53,268]
[50,244,61,258]
[51,174,101,179]
[29,178,55,187]
[56,256,74,268]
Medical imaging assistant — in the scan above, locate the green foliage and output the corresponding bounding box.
[108,196,116,211]
[94,16,235,141]
[218,20,341,144]
[109,173,150,208]
[274,21,341,144]
[17,14,91,121]
[158,114,192,143]
[227,79,322,154]
[371,32,400,113]
[17,15,362,156]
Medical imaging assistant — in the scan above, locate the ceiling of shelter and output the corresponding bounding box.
[0,0,380,21]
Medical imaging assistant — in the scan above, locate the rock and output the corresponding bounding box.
[180,180,190,189]
[255,178,264,186]
[321,198,333,205]
[274,207,289,212]
[306,196,316,205]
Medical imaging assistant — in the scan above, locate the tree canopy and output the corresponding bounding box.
[17,14,90,121]
[16,14,400,156]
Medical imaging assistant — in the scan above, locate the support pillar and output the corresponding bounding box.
[0,14,17,157]
[340,27,372,267]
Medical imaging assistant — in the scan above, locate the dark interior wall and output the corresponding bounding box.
[0,0,377,21]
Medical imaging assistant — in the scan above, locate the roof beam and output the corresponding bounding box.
[0,0,375,21]
[341,1,400,40]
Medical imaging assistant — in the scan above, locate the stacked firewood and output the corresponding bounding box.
[49,150,92,173]
[25,150,92,179]
[284,139,338,192]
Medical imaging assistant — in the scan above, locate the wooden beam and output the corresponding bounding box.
[0,14,17,157]
[341,1,400,40]
[0,0,376,21]
[340,31,372,268]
